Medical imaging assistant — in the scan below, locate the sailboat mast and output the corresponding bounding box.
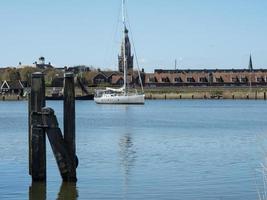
[122,0,127,95]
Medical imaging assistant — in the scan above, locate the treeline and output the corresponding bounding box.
[0,66,64,86]
[0,66,105,87]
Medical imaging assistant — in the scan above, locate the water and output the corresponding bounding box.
[1,100,267,200]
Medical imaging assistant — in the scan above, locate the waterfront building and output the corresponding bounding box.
[34,57,53,69]
[0,80,24,95]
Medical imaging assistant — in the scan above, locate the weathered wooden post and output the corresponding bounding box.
[29,72,46,181]
[264,92,266,100]
[42,107,77,182]
[63,72,77,181]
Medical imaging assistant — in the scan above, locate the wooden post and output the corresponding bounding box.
[29,72,46,181]
[264,92,266,100]
[232,94,235,100]
[255,90,258,100]
[63,72,77,181]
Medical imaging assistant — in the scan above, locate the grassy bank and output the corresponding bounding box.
[144,86,267,100]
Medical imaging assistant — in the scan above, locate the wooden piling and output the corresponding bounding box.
[42,107,77,182]
[63,72,77,181]
[29,72,46,181]
[232,94,235,99]
[264,92,266,100]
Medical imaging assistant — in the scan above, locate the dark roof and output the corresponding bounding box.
[154,68,267,74]
[102,71,121,78]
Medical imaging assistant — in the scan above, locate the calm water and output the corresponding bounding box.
[1,100,267,199]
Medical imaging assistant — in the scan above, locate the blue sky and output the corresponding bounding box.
[0,0,267,72]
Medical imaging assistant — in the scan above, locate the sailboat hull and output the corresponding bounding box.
[94,94,145,104]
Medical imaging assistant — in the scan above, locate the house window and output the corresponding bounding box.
[257,77,265,83]
[232,77,239,83]
[174,77,183,82]
[187,77,195,83]
[161,77,170,83]
[240,77,248,83]
[216,77,224,83]
[199,77,207,83]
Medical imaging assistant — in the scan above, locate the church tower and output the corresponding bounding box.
[118,27,134,73]
[248,54,253,72]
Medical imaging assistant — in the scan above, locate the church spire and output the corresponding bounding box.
[248,54,253,72]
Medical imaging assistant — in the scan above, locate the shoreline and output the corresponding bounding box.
[1,87,267,101]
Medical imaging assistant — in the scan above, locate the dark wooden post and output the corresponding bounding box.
[29,72,46,181]
[63,72,77,181]
[264,92,266,100]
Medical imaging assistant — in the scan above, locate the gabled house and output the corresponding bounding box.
[1,80,24,95]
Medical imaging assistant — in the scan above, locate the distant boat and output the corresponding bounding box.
[94,0,145,104]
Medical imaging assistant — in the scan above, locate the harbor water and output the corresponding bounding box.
[1,100,267,199]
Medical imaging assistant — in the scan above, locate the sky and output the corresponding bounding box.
[0,0,267,72]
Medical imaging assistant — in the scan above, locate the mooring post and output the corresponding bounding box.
[264,92,266,100]
[63,72,77,181]
[29,72,46,181]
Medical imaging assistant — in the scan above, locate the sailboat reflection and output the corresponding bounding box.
[119,132,137,195]
[29,182,78,200]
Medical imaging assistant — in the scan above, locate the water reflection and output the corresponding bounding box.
[29,182,78,200]
[57,182,78,200]
[119,133,137,197]
[29,182,46,200]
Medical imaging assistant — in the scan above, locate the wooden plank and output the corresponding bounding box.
[42,107,77,182]
[30,72,46,181]
[63,73,77,177]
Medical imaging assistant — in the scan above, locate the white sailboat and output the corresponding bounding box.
[94,0,145,104]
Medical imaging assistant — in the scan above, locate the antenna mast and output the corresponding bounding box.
[122,0,127,94]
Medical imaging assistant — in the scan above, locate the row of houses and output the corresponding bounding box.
[1,68,267,96]
[87,68,267,87]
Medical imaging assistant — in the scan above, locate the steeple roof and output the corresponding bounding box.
[248,54,253,72]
